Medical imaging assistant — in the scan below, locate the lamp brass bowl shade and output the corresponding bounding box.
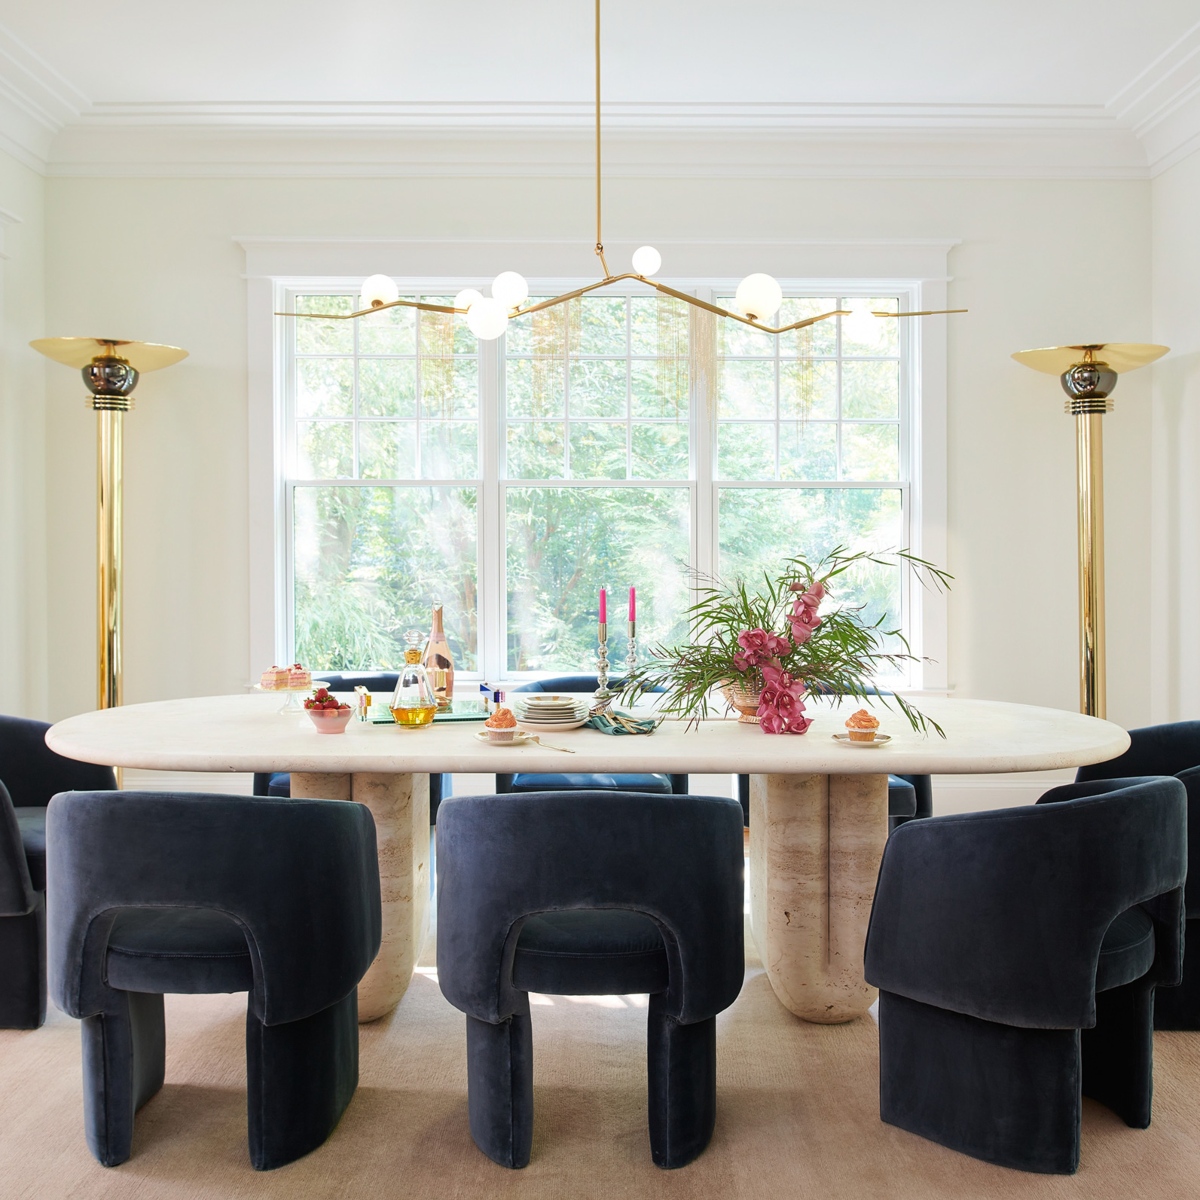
[1012,343,1168,375]
[31,337,189,373]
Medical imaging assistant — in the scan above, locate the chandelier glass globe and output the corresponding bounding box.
[734,274,783,322]
[631,246,662,277]
[454,288,484,311]
[491,271,529,311]
[466,297,509,340]
[359,274,400,309]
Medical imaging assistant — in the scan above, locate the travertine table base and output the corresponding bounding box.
[750,772,889,1023]
[291,771,430,1023]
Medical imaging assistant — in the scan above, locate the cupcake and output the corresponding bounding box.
[484,706,518,742]
[845,710,880,743]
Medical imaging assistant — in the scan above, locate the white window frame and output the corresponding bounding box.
[242,237,954,694]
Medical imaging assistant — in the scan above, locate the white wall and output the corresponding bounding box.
[38,169,1153,729]
[1151,146,1200,722]
[0,150,46,717]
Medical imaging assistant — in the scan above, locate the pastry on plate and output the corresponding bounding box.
[484,706,518,742]
[845,709,880,743]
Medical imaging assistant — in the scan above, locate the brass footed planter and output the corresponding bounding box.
[722,682,763,725]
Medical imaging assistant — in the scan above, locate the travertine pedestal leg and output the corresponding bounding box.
[290,771,430,1023]
[750,772,888,1023]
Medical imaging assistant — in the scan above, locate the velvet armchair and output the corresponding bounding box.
[1076,720,1200,1028]
[0,714,115,1028]
[864,776,1187,1174]
[48,789,381,1170]
[436,790,744,1169]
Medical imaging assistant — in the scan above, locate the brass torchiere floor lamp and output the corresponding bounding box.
[1012,342,1168,718]
[31,337,188,711]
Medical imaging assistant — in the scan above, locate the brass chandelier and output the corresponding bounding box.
[285,1,966,337]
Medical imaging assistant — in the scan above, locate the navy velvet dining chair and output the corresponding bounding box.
[252,672,450,822]
[864,775,1187,1174]
[0,714,116,1028]
[436,789,744,1169]
[48,789,381,1170]
[1075,721,1200,1028]
[496,676,688,796]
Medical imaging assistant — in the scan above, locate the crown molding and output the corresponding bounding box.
[0,21,84,168]
[41,124,1150,181]
[64,97,1124,131]
[3,16,1200,180]
[1108,19,1200,175]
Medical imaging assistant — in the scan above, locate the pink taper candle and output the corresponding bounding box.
[599,587,607,624]
[629,586,636,622]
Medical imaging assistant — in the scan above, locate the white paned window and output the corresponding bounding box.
[278,283,921,684]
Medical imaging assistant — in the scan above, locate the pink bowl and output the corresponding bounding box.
[307,707,353,735]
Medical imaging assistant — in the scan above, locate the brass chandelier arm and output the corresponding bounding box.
[275,296,459,320]
[278,289,964,329]
[872,308,969,318]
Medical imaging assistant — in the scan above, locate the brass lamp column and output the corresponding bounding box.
[1013,343,1168,718]
[32,337,188,710]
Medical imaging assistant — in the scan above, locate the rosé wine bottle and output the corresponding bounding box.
[421,602,455,708]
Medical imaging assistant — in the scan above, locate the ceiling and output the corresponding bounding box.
[0,1,1197,177]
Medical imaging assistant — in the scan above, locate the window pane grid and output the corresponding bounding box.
[716,295,901,485]
[293,293,480,482]
[282,285,915,681]
[505,294,690,483]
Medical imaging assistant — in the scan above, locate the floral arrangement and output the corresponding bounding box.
[621,547,951,735]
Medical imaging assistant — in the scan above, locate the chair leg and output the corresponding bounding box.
[245,988,360,1170]
[80,991,166,1167]
[647,999,717,1169]
[1083,980,1155,1127]
[1154,921,1200,1029]
[0,898,45,1029]
[465,996,534,1168]
[878,990,1081,1174]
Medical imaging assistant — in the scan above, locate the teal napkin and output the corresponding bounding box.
[585,710,663,736]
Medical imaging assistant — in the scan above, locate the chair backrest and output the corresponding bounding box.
[315,673,399,692]
[436,790,744,1025]
[1076,723,1200,917]
[511,675,665,694]
[865,776,1187,1029]
[0,780,35,915]
[0,715,116,808]
[1076,721,1200,782]
[48,791,381,1026]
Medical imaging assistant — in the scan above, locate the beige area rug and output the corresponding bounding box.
[3,927,1200,1200]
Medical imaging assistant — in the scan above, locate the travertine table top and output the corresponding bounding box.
[46,693,1130,777]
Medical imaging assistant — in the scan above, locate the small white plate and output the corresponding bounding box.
[474,730,536,747]
[515,715,590,732]
[832,733,892,747]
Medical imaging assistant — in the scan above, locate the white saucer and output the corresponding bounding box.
[832,733,892,747]
[474,730,536,747]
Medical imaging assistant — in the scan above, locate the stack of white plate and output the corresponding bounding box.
[512,694,591,731]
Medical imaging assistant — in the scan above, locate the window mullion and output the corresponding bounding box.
[692,288,716,587]
[479,334,503,683]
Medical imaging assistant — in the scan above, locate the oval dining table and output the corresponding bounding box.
[46,694,1128,1024]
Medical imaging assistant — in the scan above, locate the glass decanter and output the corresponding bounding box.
[390,631,439,727]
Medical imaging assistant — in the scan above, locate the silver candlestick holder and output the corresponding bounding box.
[625,620,637,676]
[594,622,613,710]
